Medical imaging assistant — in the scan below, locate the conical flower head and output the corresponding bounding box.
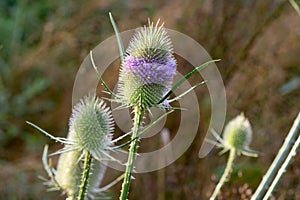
[69,95,114,160]
[39,95,112,199]
[223,113,252,151]
[117,20,177,108]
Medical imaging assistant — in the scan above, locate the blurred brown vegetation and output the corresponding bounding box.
[0,0,299,199]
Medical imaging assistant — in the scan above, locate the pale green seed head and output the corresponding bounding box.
[69,95,114,160]
[223,113,252,151]
[38,95,113,198]
[55,94,112,198]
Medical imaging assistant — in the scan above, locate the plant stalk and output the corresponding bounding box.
[77,151,93,200]
[252,112,300,200]
[210,148,237,200]
[263,134,300,200]
[119,106,144,200]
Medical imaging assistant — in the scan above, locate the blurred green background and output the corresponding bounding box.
[0,0,299,199]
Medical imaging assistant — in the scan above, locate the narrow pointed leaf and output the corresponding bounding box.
[90,51,117,97]
[158,59,220,104]
[109,12,125,63]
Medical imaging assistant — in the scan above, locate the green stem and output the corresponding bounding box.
[251,112,300,200]
[210,148,237,200]
[263,134,300,200]
[77,151,92,200]
[119,106,144,200]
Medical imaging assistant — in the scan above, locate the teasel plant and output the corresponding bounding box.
[206,113,259,200]
[251,112,300,200]
[89,13,219,200]
[28,12,219,199]
[27,95,126,200]
[27,93,173,200]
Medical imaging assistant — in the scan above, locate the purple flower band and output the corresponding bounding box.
[123,55,176,86]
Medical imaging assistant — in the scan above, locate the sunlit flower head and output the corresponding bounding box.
[69,94,114,160]
[117,20,177,108]
[223,113,253,151]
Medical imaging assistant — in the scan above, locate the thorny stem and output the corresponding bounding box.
[210,148,237,200]
[119,106,144,200]
[251,112,300,200]
[77,151,92,200]
[263,134,300,200]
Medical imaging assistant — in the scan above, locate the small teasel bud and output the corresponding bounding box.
[209,113,257,200]
[223,113,252,151]
[117,20,177,108]
[70,95,114,160]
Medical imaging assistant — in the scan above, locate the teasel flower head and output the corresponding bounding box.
[209,113,258,200]
[69,94,115,160]
[223,113,252,151]
[209,113,258,157]
[117,20,177,108]
[34,95,114,199]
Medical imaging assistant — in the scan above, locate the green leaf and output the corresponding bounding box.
[109,12,125,63]
[290,0,300,16]
[158,59,220,104]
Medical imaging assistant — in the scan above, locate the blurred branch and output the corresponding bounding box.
[225,1,288,80]
[210,0,242,55]
[239,1,288,61]
[19,0,108,72]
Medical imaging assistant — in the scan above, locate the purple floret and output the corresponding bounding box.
[123,55,176,86]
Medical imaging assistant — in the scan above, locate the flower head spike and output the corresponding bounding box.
[208,113,258,157]
[31,95,116,199]
[69,95,115,160]
[223,113,252,152]
[117,20,177,108]
[209,113,258,200]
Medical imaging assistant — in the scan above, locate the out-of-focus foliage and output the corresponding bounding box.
[0,0,54,60]
[0,0,57,150]
[0,72,50,145]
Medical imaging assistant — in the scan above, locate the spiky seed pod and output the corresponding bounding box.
[223,113,252,151]
[69,95,114,160]
[117,20,177,108]
[54,95,112,199]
